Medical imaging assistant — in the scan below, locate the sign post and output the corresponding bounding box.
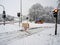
[53,9,58,35]
[17,13,20,27]
[2,11,6,25]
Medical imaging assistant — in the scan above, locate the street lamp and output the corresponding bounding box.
[0,4,6,25]
[0,4,5,11]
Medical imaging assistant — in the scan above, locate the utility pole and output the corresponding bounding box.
[20,0,22,22]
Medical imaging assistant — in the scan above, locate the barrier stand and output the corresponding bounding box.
[22,23,29,31]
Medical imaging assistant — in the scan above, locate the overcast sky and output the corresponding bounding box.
[0,0,57,17]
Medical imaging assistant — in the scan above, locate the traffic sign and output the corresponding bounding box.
[53,9,58,35]
[53,9,58,18]
[17,13,20,17]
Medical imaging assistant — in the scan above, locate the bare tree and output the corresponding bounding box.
[28,3,44,21]
[28,3,54,23]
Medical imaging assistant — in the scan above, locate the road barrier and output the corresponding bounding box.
[22,23,29,31]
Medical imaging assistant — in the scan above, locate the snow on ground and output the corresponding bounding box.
[0,23,22,33]
[0,21,60,45]
[22,20,55,28]
[0,21,54,33]
[8,24,60,45]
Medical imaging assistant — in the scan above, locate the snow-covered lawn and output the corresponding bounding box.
[0,21,54,33]
[0,23,22,33]
[0,21,60,45]
[8,24,60,45]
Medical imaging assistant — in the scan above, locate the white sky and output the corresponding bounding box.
[0,0,57,17]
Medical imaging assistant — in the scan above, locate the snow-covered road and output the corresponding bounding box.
[0,26,46,45]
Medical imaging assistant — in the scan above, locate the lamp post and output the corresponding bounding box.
[20,0,22,22]
[0,4,6,25]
